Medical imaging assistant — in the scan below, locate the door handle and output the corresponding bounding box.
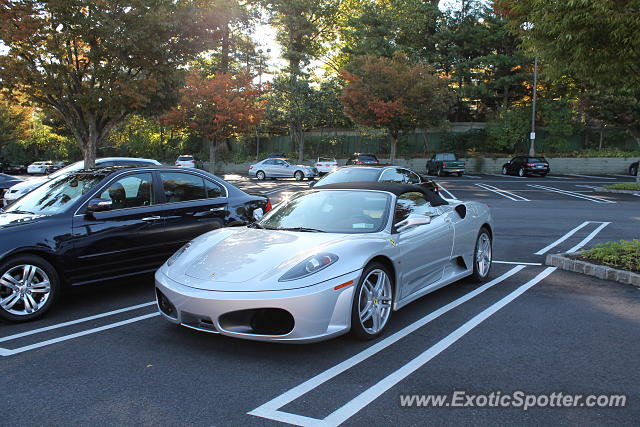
[141,216,161,222]
[209,207,225,212]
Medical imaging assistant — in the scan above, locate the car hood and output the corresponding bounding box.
[0,212,49,229]
[164,227,376,291]
[8,178,47,193]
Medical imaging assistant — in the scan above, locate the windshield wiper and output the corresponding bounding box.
[274,227,326,233]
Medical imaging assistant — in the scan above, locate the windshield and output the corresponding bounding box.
[528,157,546,162]
[318,158,335,162]
[178,156,194,161]
[315,168,381,187]
[259,190,390,233]
[5,173,103,215]
[49,160,84,179]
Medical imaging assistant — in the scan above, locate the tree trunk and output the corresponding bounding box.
[208,137,216,174]
[390,135,398,164]
[220,24,230,73]
[297,119,304,163]
[599,128,604,151]
[83,133,98,168]
[421,131,430,155]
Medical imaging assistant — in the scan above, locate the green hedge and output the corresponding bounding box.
[579,240,640,273]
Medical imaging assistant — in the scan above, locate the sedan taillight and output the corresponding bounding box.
[527,163,535,167]
[175,161,180,165]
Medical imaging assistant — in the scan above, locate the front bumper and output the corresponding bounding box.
[155,268,361,343]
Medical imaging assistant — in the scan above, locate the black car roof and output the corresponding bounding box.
[313,181,448,206]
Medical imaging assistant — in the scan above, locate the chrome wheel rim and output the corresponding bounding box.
[295,172,303,180]
[257,171,265,180]
[0,264,51,316]
[358,269,392,334]
[475,233,492,278]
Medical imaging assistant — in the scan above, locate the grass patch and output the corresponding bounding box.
[603,183,640,191]
[578,240,640,273]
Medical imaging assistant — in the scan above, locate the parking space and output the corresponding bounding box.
[1,172,639,425]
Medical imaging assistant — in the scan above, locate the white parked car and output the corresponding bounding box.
[3,157,160,206]
[249,158,318,181]
[27,161,53,175]
[175,155,196,168]
[315,157,338,175]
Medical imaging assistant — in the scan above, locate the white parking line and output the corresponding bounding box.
[566,222,610,253]
[488,174,524,179]
[546,175,574,180]
[475,183,530,201]
[264,185,300,195]
[534,221,591,255]
[607,174,635,178]
[462,175,481,179]
[320,267,557,426]
[0,301,156,343]
[528,184,616,203]
[0,312,160,356]
[575,185,602,190]
[567,174,615,180]
[248,265,525,424]
[493,261,542,266]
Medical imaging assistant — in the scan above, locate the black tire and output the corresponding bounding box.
[0,254,60,322]
[471,228,492,282]
[437,167,443,177]
[518,167,525,177]
[256,170,266,180]
[457,172,463,177]
[350,262,394,341]
[630,165,638,176]
[294,171,304,181]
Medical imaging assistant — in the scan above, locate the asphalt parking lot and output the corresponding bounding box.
[1,172,639,426]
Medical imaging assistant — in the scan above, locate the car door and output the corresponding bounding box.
[159,171,229,254]
[393,192,454,300]
[69,171,167,285]
[273,159,290,177]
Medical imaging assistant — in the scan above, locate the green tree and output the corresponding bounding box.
[340,53,453,163]
[0,0,219,167]
[263,0,342,161]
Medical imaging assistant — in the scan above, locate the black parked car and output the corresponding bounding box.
[629,161,638,176]
[0,173,24,201]
[0,166,271,322]
[346,153,380,165]
[310,165,439,193]
[0,163,27,175]
[501,156,550,177]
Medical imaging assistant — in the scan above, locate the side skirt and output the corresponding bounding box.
[394,269,472,311]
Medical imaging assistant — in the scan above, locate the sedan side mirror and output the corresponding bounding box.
[395,214,431,232]
[253,207,264,221]
[86,198,113,213]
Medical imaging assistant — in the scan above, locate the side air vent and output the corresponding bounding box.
[454,204,467,219]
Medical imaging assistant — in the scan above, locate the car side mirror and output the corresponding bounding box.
[395,214,431,232]
[253,207,264,221]
[86,198,113,213]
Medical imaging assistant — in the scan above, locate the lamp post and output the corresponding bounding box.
[529,56,538,156]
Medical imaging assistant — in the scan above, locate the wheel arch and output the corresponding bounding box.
[365,255,397,298]
[0,249,66,286]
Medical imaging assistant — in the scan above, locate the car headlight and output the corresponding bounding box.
[167,242,192,266]
[279,252,338,282]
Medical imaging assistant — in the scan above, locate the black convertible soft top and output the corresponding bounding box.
[312,181,449,207]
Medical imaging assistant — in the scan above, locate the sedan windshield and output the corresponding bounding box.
[259,190,390,233]
[5,173,103,215]
[314,168,381,187]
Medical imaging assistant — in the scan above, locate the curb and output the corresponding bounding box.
[598,187,640,195]
[546,253,640,288]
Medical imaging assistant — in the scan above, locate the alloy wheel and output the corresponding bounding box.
[475,233,492,278]
[358,269,392,335]
[294,171,304,181]
[0,264,52,316]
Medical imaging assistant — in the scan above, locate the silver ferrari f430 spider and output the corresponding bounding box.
[155,182,493,342]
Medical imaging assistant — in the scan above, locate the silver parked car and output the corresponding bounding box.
[155,182,493,343]
[249,158,318,181]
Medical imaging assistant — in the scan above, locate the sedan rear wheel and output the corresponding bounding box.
[471,229,492,281]
[294,171,304,181]
[351,263,393,340]
[0,255,59,322]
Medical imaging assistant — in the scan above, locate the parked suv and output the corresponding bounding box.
[3,157,161,206]
[175,155,196,168]
[502,156,549,177]
[426,153,466,176]
[346,153,379,165]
